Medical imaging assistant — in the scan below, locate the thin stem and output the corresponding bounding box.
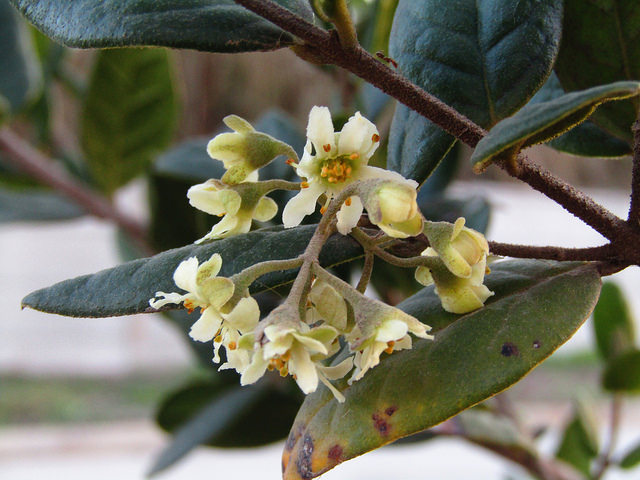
[351,228,438,268]
[231,256,304,291]
[629,117,640,230]
[331,0,358,51]
[356,252,374,293]
[234,0,630,242]
[0,127,152,254]
[593,395,623,480]
[258,179,302,192]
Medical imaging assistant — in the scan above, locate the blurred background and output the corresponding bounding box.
[2,1,640,479]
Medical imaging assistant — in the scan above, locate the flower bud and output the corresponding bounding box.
[363,179,424,238]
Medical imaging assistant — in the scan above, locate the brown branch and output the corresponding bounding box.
[234,0,630,243]
[0,127,152,255]
[629,118,640,230]
[488,242,616,262]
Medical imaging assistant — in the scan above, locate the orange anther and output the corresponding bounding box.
[349,153,359,160]
[372,134,380,142]
[301,181,309,189]
[320,206,327,215]
[323,144,332,152]
[345,197,352,206]
[228,341,237,350]
[286,158,295,165]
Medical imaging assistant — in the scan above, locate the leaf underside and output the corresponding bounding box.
[282,260,601,480]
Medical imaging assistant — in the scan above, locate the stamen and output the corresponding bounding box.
[301,181,309,189]
[372,134,380,142]
[228,341,237,350]
[286,158,296,166]
[349,153,359,160]
[184,300,195,314]
[323,144,332,152]
[345,197,352,207]
[384,341,395,354]
[320,206,327,214]
[214,334,222,343]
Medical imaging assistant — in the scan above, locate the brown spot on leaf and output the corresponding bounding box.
[501,342,519,357]
[285,430,297,451]
[372,413,390,436]
[385,406,398,417]
[296,434,314,480]
[533,340,541,349]
[328,445,343,462]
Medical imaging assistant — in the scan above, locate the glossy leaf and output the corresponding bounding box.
[529,74,632,158]
[282,260,601,479]
[21,226,364,317]
[602,349,640,392]
[555,403,599,476]
[555,0,640,142]
[9,0,313,53]
[81,48,177,194]
[387,0,562,184]
[593,282,635,360]
[471,82,640,173]
[0,0,41,115]
[0,187,84,222]
[620,441,640,469]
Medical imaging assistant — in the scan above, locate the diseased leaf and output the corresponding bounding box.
[529,74,632,158]
[593,282,635,360]
[0,0,41,116]
[555,0,640,142]
[602,349,640,392]
[9,0,314,53]
[282,260,601,480]
[555,402,599,477]
[471,82,640,173]
[387,0,562,184]
[21,226,364,317]
[81,48,177,194]
[0,187,84,222]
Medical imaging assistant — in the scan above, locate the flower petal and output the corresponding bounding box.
[336,195,363,235]
[173,257,200,293]
[307,106,335,157]
[289,345,319,394]
[223,296,260,333]
[241,349,268,385]
[338,111,379,160]
[282,183,324,228]
[375,318,409,343]
[149,292,187,309]
[195,214,240,244]
[189,307,223,342]
[253,196,278,222]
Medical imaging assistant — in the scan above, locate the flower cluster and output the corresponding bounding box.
[415,218,494,313]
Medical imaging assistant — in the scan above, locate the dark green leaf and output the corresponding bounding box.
[555,402,599,476]
[387,0,562,184]
[154,138,225,184]
[593,282,635,360]
[529,74,632,158]
[9,0,313,53]
[419,195,490,234]
[149,385,264,476]
[0,187,84,222]
[620,441,640,469]
[282,260,601,479]
[471,82,640,173]
[0,0,41,116]
[415,144,461,199]
[81,48,177,194]
[21,226,364,317]
[555,0,640,142]
[602,349,640,392]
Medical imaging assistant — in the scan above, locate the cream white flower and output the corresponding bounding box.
[348,309,432,383]
[149,254,260,363]
[188,179,278,243]
[283,106,410,235]
[362,179,424,238]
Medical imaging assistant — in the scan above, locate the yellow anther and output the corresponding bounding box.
[328,177,337,183]
[228,341,237,350]
[281,351,291,362]
[279,367,289,377]
[214,334,222,343]
[301,181,309,189]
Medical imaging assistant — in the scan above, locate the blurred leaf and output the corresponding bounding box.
[471,82,640,173]
[0,0,41,116]
[150,385,265,476]
[620,441,640,469]
[593,282,635,360]
[529,74,632,158]
[154,137,225,183]
[419,195,490,234]
[0,187,84,222]
[415,144,461,199]
[9,0,314,53]
[81,48,177,194]
[387,0,562,184]
[22,225,364,317]
[602,349,640,393]
[555,402,599,476]
[282,260,601,480]
[555,0,640,142]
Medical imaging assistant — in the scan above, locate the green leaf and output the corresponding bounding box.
[620,441,640,469]
[602,349,640,392]
[529,74,632,158]
[0,0,41,115]
[9,0,313,53]
[150,385,265,476]
[21,225,364,317]
[0,187,84,222]
[471,82,640,173]
[281,260,601,480]
[593,282,635,360]
[555,402,599,476]
[555,0,640,142]
[387,0,562,184]
[81,48,177,194]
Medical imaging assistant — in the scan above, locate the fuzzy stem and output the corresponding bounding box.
[356,252,375,293]
[351,228,439,268]
[331,0,359,51]
[0,127,152,255]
